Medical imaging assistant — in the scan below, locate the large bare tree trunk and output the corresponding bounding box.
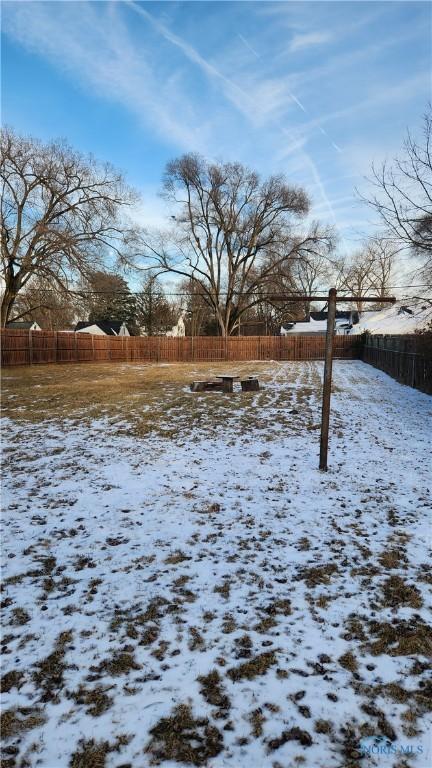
[1,279,20,326]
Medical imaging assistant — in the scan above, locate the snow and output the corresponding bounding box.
[281,317,329,334]
[350,300,432,335]
[2,361,431,768]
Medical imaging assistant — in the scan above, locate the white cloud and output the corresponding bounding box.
[289,31,332,53]
[3,0,428,249]
[1,0,212,153]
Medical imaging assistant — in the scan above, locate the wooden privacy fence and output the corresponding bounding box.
[362,334,432,396]
[0,329,362,367]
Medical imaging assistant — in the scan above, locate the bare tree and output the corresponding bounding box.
[337,250,377,312]
[10,277,76,330]
[291,251,334,319]
[366,238,398,304]
[179,277,213,336]
[142,154,333,336]
[0,128,138,326]
[360,109,432,286]
[135,273,175,335]
[337,239,397,312]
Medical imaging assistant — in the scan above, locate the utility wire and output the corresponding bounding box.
[17,284,431,296]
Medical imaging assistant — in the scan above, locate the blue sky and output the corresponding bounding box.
[2,0,431,250]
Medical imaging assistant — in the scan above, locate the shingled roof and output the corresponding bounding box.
[74,321,134,336]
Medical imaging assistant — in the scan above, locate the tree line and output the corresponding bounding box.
[1,110,431,335]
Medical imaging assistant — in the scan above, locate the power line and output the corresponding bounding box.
[17,284,431,296]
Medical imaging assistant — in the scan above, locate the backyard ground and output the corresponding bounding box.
[1,360,431,768]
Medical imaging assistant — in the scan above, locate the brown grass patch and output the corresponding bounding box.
[197,670,231,713]
[33,630,73,703]
[380,576,423,609]
[227,651,277,681]
[91,649,141,677]
[1,707,45,740]
[315,719,333,734]
[69,685,113,717]
[338,651,358,672]
[1,361,278,432]
[378,548,407,569]
[298,563,338,588]
[145,704,223,766]
[1,670,24,693]
[267,727,312,751]
[11,607,31,625]
[164,550,192,565]
[367,619,432,657]
[68,735,130,768]
[249,708,266,738]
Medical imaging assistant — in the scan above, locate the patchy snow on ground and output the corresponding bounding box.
[1,361,431,768]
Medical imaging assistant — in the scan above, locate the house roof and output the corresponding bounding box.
[6,321,39,329]
[311,310,355,321]
[349,300,432,335]
[281,312,358,334]
[74,320,134,335]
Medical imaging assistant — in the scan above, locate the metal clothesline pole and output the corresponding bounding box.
[317,290,396,471]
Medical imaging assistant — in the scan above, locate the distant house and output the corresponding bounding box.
[348,300,432,335]
[74,321,133,336]
[6,321,41,331]
[165,310,186,337]
[280,310,359,336]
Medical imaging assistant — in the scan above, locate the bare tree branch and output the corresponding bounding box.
[1,127,139,325]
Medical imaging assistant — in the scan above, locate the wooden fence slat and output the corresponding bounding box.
[3,329,430,395]
[362,333,432,395]
[0,330,363,367]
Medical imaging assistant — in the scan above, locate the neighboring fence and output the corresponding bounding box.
[362,334,432,395]
[0,329,362,367]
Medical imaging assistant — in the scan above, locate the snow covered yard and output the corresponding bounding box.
[1,360,431,768]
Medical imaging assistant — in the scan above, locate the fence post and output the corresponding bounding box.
[28,330,33,365]
[55,331,58,364]
[319,288,337,471]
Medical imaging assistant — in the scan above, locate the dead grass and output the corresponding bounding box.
[227,651,278,681]
[1,707,46,740]
[367,619,432,657]
[1,670,24,693]
[145,704,223,766]
[338,651,358,673]
[91,649,141,677]
[33,630,73,703]
[10,607,31,625]
[1,361,277,429]
[380,575,423,608]
[69,739,111,768]
[69,685,113,716]
[378,548,408,569]
[165,550,192,565]
[197,670,231,713]
[297,563,339,588]
[267,727,313,751]
[68,735,130,768]
[249,708,266,738]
